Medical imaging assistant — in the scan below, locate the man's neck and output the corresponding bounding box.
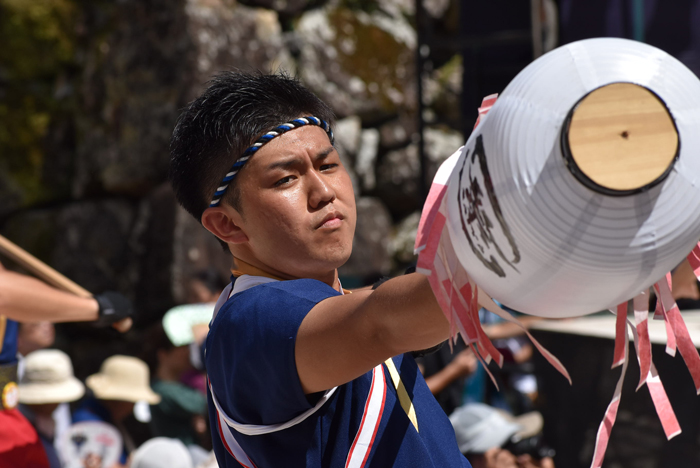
[232,257,341,292]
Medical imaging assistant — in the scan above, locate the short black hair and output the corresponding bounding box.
[169,71,335,222]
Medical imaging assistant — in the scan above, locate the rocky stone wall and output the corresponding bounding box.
[0,0,466,355]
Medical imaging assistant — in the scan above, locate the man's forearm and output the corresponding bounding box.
[369,272,450,356]
[0,269,99,323]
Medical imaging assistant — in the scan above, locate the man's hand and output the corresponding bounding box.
[516,454,555,468]
[484,448,518,468]
[93,292,134,332]
[448,348,478,378]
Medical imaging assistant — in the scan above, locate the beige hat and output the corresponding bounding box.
[86,355,161,405]
[19,349,85,405]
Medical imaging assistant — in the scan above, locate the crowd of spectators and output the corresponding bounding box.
[3,256,699,468]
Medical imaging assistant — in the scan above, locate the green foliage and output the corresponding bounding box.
[0,0,77,205]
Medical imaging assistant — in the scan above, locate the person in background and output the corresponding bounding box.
[144,323,209,451]
[73,355,160,467]
[18,349,86,468]
[450,403,555,468]
[0,260,134,468]
[416,340,478,415]
[17,321,55,361]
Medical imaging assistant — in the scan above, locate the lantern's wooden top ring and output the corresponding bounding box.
[562,82,679,196]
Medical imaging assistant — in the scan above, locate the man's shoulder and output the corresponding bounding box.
[211,278,342,337]
[224,278,340,312]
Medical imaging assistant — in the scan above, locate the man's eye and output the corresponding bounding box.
[274,176,294,187]
[320,163,338,171]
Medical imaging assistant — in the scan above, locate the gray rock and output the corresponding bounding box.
[236,0,324,17]
[1,200,138,297]
[424,125,464,181]
[51,200,138,296]
[333,115,362,161]
[71,0,193,198]
[339,197,392,280]
[171,204,232,305]
[132,184,231,320]
[355,128,380,191]
[379,112,418,149]
[423,55,463,125]
[333,116,362,194]
[296,5,416,121]
[0,176,25,219]
[185,1,294,88]
[374,142,421,219]
[389,211,420,267]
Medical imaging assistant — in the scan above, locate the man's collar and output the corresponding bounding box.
[231,257,349,294]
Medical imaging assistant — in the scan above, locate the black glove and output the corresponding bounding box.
[93,291,134,327]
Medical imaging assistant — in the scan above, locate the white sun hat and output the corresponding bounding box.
[130,437,193,468]
[449,403,543,454]
[86,355,161,405]
[162,303,215,347]
[443,37,700,317]
[18,349,85,405]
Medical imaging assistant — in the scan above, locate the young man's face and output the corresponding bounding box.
[230,124,357,280]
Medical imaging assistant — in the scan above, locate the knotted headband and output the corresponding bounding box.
[210,116,334,207]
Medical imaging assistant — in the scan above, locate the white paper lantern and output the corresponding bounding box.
[443,37,700,318]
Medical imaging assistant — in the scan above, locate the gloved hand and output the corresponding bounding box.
[93,291,134,328]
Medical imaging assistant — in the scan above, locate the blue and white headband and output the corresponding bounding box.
[210,116,334,207]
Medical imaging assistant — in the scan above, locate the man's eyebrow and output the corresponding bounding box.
[266,146,336,171]
[314,146,336,162]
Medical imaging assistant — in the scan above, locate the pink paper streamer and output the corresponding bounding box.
[477,291,572,385]
[474,94,498,129]
[654,275,677,356]
[688,242,700,280]
[415,183,448,255]
[591,309,629,468]
[656,276,700,393]
[612,302,628,368]
[633,291,651,391]
[627,318,681,440]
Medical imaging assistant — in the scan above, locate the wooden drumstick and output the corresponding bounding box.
[0,234,132,332]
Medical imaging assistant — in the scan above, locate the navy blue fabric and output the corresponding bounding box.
[206,278,471,467]
[0,319,19,365]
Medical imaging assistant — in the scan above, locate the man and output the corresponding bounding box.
[169,72,471,467]
[0,260,133,467]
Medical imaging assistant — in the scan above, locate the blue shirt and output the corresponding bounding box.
[206,278,471,468]
[0,318,19,366]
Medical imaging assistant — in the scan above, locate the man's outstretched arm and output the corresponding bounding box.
[295,272,450,394]
[0,264,100,322]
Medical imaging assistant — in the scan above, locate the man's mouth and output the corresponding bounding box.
[316,211,344,229]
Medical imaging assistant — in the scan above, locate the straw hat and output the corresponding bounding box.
[86,355,161,404]
[19,349,85,405]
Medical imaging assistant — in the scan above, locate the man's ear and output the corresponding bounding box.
[201,206,249,244]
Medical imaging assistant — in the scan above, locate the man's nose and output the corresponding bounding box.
[307,170,336,208]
